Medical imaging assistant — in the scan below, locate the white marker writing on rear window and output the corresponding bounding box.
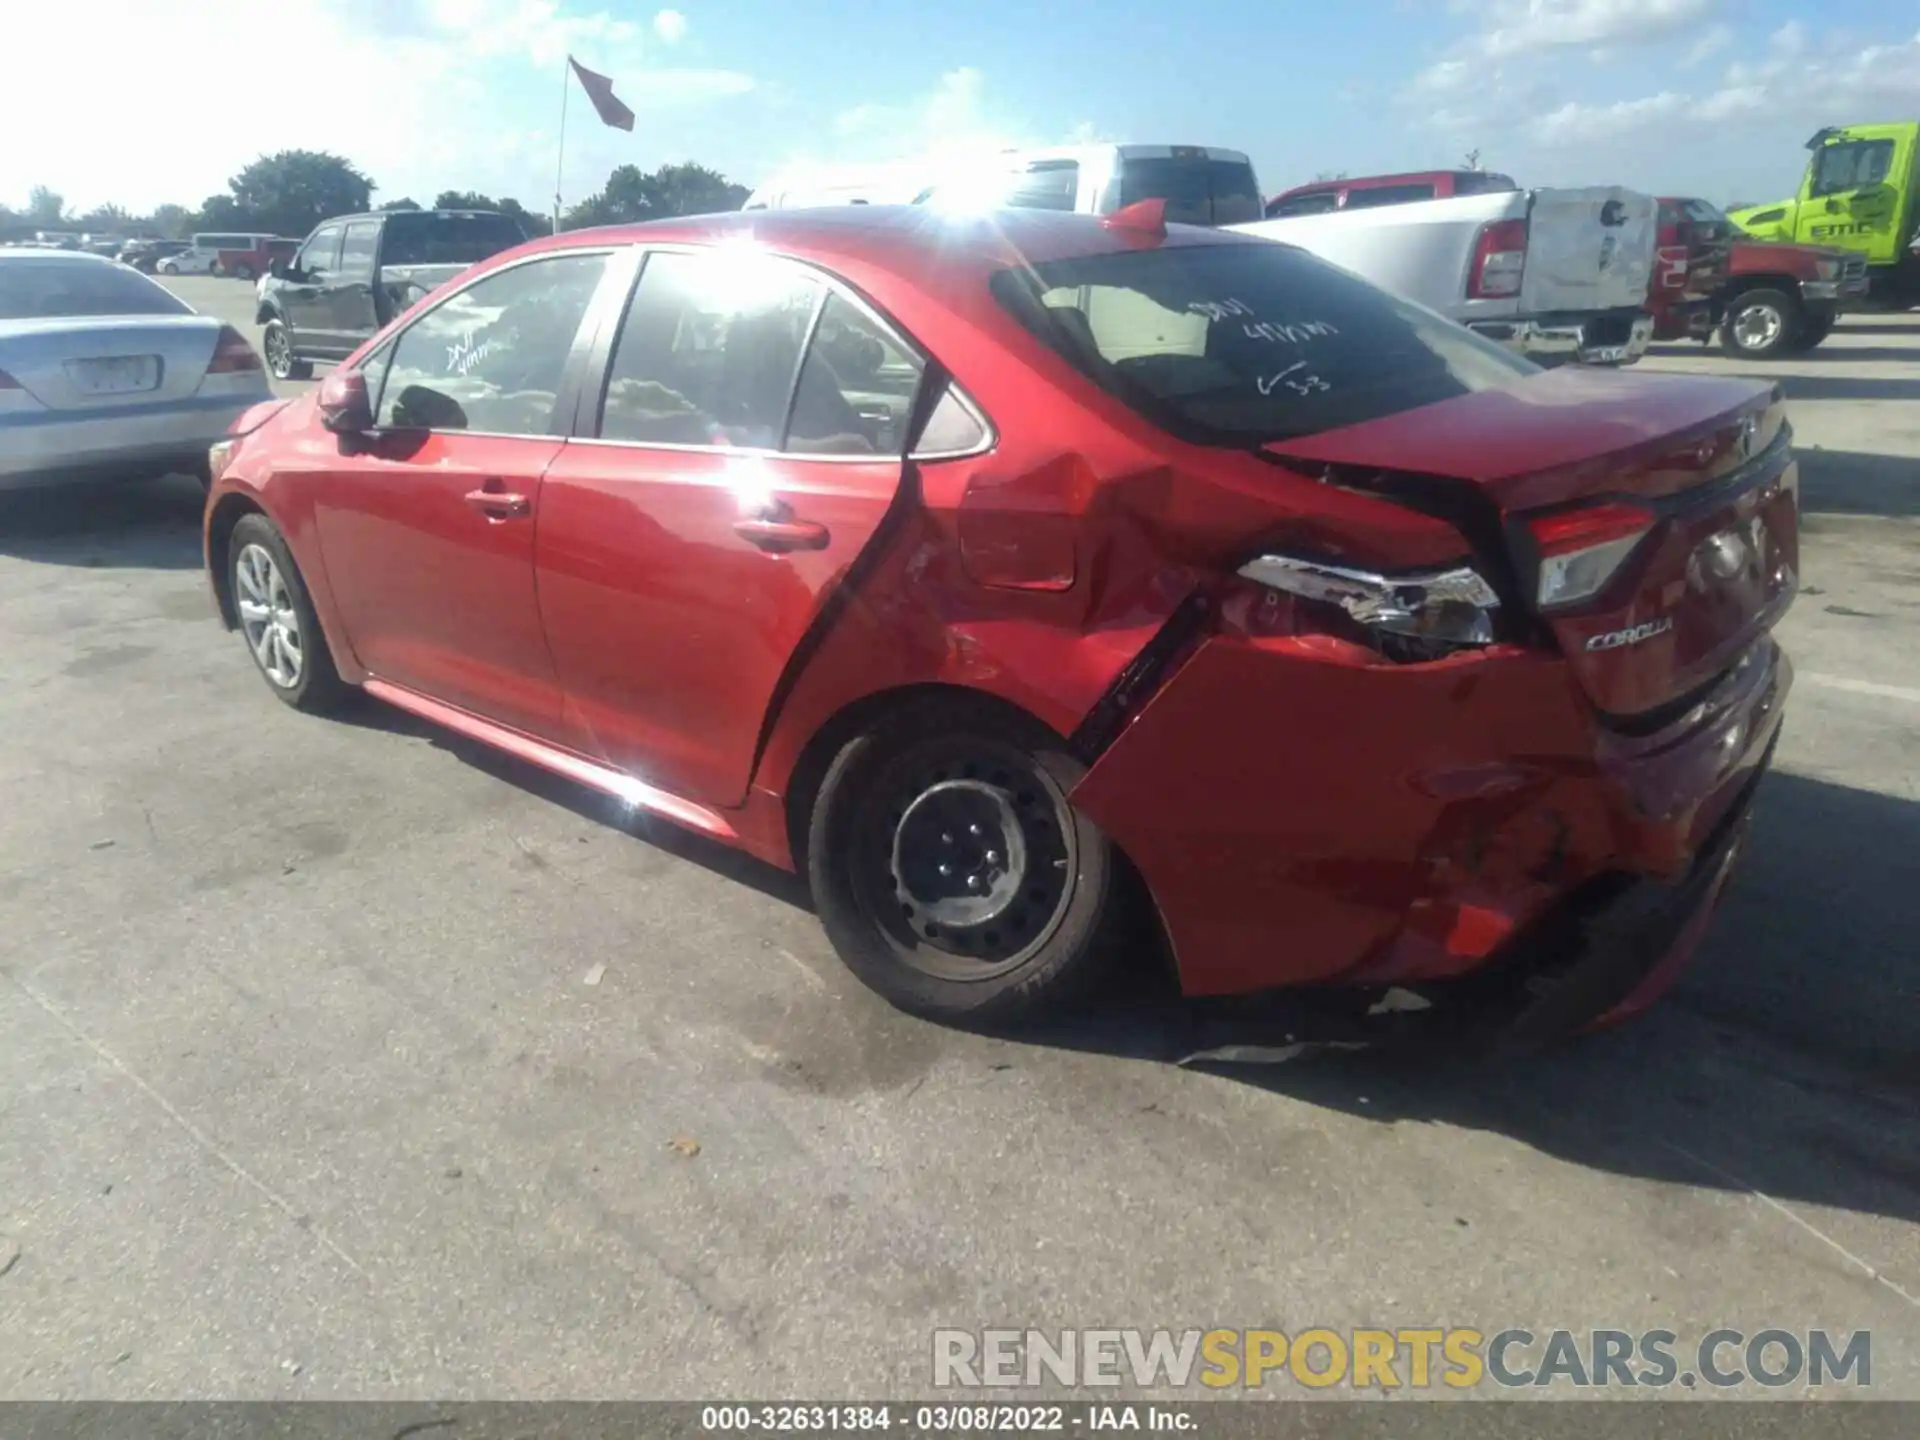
[1245,319,1339,344]
[1187,298,1255,322]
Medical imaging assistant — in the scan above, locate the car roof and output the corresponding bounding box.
[0,248,120,266]
[325,209,511,223]
[514,204,1265,288]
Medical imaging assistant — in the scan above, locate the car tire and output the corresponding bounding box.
[261,319,312,381]
[1787,312,1836,352]
[157,261,176,276]
[1720,287,1800,359]
[227,514,349,714]
[806,696,1126,1026]
[231,262,255,281]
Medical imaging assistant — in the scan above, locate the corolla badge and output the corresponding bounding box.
[1586,616,1675,651]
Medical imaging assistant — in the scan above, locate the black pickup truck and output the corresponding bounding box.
[255,209,525,379]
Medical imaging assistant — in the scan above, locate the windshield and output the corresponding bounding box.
[991,240,1535,445]
[0,259,192,320]
[384,213,527,266]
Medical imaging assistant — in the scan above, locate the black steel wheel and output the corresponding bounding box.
[807,698,1125,1024]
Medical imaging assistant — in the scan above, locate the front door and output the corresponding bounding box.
[327,219,383,355]
[534,249,922,807]
[306,248,614,740]
[284,224,342,349]
[1796,127,1912,267]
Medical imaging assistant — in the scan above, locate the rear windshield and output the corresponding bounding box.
[0,260,192,320]
[991,241,1534,445]
[1117,158,1263,226]
[383,213,527,266]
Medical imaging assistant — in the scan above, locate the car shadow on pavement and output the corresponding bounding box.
[0,474,206,569]
[1778,374,1920,401]
[331,694,817,911]
[1031,768,1920,1230]
[1794,447,1920,519]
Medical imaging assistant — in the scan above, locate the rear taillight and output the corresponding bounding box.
[1468,218,1527,299]
[1655,244,1691,289]
[1527,502,1656,609]
[207,326,262,373]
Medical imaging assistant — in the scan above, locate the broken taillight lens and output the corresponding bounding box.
[1236,554,1501,660]
[206,325,263,373]
[1527,502,1657,609]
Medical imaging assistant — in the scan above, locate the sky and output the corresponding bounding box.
[3,0,1919,219]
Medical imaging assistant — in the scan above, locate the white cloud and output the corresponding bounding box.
[1683,22,1732,65]
[652,8,689,45]
[1457,0,1720,58]
[826,67,1024,167]
[0,0,751,213]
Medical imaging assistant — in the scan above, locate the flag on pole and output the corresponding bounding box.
[568,56,634,132]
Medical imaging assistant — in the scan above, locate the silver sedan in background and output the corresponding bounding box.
[0,252,271,491]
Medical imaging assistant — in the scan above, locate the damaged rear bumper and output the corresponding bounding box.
[1068,628,1789,1026]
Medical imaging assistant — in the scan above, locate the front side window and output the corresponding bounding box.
[300,227,343,279]
[1266,191,1339,219]
[598,250,821,448]
[374,252,608,434]
[992,239,1535,445]
[786,293,925,455]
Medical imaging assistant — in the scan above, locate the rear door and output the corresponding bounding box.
[534,247,922,807]
[1794,127,1912,267]
[1519,187,1657,313]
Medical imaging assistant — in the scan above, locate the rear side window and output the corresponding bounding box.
[374,252,607,434]
[1265,191,1339,219]
[1119,158,1263,226]
[0,260,191,319]
[338,221,380,279]
[383,213,527,266]
[598,250,821,448]
[1455,172,1518,196]
[1343,183,1436,210]
[992,241,1534,445]
[786,293,925,455]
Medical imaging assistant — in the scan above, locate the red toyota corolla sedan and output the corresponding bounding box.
[204,203,1794,1043]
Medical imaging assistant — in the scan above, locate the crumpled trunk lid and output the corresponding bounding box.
[1266,368,1798,719]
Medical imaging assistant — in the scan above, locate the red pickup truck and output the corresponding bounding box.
[1649,196,1869,358]
[1264,169,1518,218]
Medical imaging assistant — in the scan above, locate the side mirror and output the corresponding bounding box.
[317,370,373,435]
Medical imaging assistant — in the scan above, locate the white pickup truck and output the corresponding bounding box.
[1229,188,1658,366]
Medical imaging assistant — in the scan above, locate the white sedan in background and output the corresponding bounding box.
[0,251,272,490]
[154,247,217,275]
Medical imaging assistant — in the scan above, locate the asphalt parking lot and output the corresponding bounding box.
[0,276,1916,1402]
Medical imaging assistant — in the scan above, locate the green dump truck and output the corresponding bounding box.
[1729,122,1920,303]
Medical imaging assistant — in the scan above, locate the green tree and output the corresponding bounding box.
[639,162,749,217]
[496,197,551,237]
[28,185,66,224]
[562,162,749,230]
[226,150,373,236]
[433,189,497,210]
[78,202,131,232]
[378,197,423,211]
[149,203,192,239]
[194,194,253,230]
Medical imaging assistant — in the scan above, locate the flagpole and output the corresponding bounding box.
[552,55,570,234]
